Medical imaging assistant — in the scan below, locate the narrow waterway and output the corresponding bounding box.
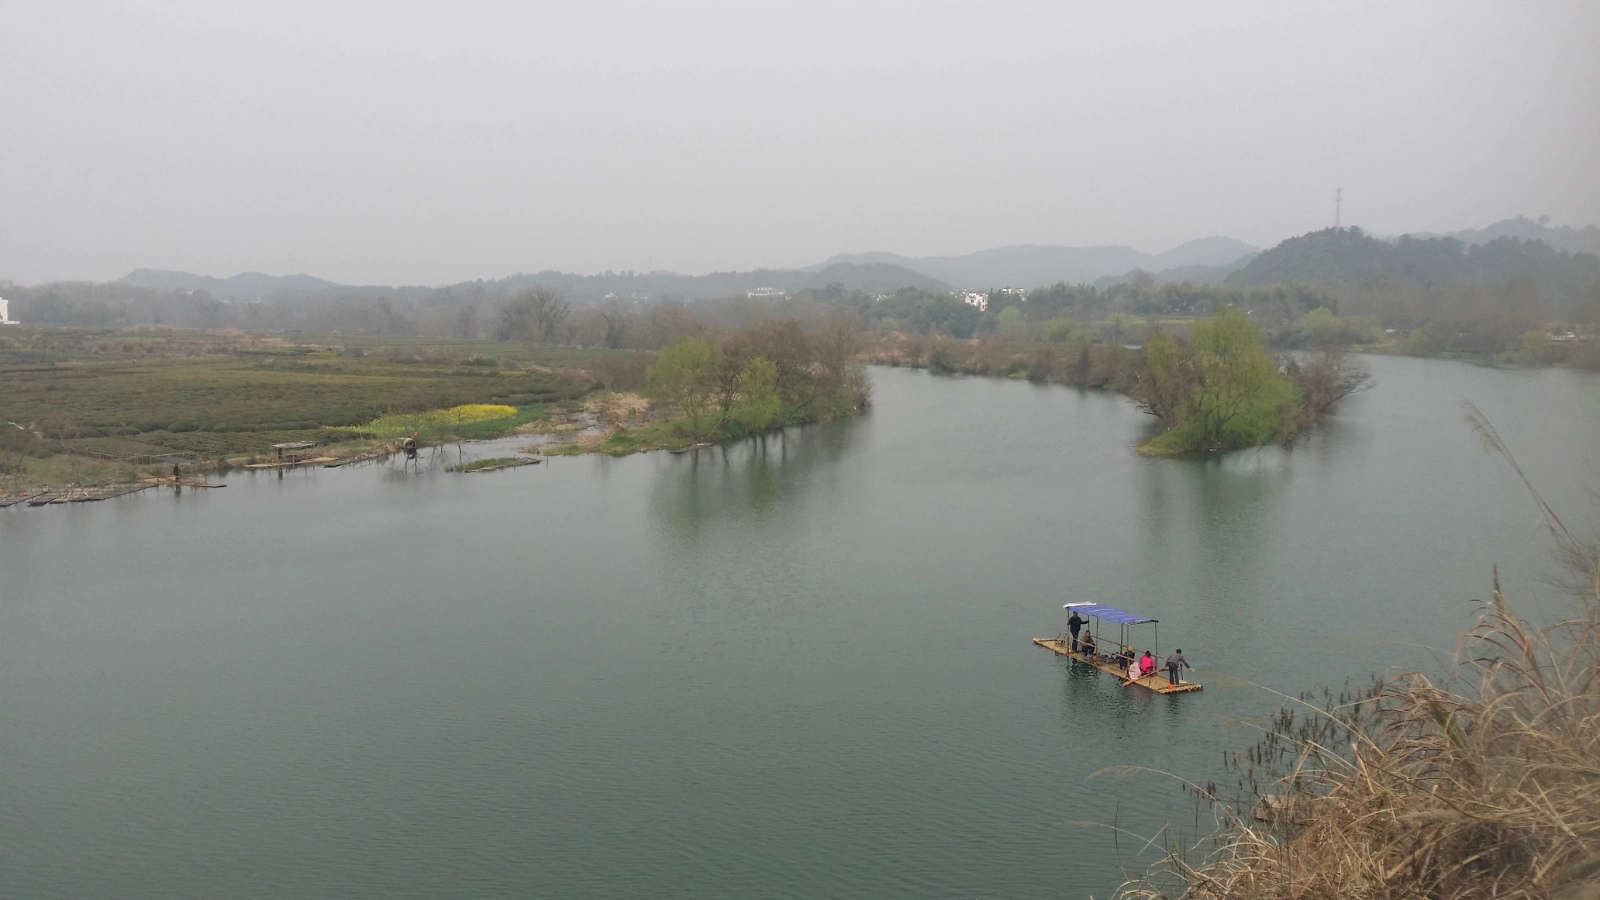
[3,356,1596,899]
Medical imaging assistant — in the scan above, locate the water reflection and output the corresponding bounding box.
[647,418,863,537]
[1134,449,1290,620]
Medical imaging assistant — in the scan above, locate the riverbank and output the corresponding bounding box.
[866,311,1368,456]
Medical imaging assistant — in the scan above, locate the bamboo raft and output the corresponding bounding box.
[245,456,342,470]
[1033,637,1203,694]
[322,450,391,468]
[3,483,160,508]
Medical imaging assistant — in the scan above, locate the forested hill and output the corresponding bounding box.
[1228,227,1600,299]
[815,236,1258,289]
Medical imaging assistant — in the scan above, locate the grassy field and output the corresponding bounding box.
[0,328,636,486]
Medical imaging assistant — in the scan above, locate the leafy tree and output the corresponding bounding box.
[731,357,780,432]
[1134,330,1187,426]
[1298,307,1341,348]
[1138,308,1301,453]
[1404,324,1443,355]
[1040,316,1084,343]
[646,337,721,438]
[1184,307,1297,449]
[995,305,1026,338]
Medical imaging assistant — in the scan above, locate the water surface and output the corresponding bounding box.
[3,356,1596,898]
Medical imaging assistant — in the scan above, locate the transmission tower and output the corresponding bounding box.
[1335,188,1343,229]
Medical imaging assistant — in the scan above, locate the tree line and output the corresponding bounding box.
[641,316,870,442]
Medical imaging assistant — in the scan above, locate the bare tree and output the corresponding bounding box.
[526,286,570,343]
[454,302,479,338]
[1284,349,1372,423]
[495,300,531,341]
[600,308,629,349]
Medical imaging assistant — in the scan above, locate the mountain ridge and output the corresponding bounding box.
[109,217,1597,302]
[117,262,953,303]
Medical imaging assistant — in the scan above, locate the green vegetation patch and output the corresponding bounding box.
[0,339,583,460]
[445,457,520,473]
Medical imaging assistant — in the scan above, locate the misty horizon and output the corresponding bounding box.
[5,1,1597,286]
[16,218,1600,291]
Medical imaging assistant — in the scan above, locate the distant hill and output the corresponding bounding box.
[814,236,1257,290]
[1227,227,1600,303]
[121,269,365,299]
[1448,217,1600,256]
[1148,236,1260,270]
[117,261,948,304]
[1095,255,1257,290]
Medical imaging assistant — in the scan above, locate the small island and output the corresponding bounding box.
[1129,307,1370,455]
[543,318,869,457]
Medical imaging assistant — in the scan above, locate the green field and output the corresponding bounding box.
[0,329,611,462]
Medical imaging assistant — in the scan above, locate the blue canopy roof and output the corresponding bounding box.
[1064,603,1157,625]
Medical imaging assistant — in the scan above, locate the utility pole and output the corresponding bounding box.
[1335,187,1343,229]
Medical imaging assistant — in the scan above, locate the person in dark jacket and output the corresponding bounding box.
[1067,610,1085,653]
[1165,649,1191,685]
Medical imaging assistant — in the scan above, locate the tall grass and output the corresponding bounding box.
[1117,405,1600,900]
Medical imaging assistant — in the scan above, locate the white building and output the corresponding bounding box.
[747,287,787,299]
[0,296,18,325]
[959,291,988,311]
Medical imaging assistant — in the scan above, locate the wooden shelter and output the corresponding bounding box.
[270,441,318,463]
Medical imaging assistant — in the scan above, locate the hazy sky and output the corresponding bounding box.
[4,0,1597,285]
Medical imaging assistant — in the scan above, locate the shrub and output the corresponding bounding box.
[926,348,957,374]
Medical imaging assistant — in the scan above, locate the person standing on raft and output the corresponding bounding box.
[1067,610,1085,653]
[1165,649,1191,685]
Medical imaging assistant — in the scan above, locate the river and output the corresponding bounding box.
[3,356,1597,899]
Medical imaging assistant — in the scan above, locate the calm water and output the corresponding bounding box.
[3,356,1597,899]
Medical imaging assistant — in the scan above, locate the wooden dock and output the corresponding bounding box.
[1033,637,1203,694]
